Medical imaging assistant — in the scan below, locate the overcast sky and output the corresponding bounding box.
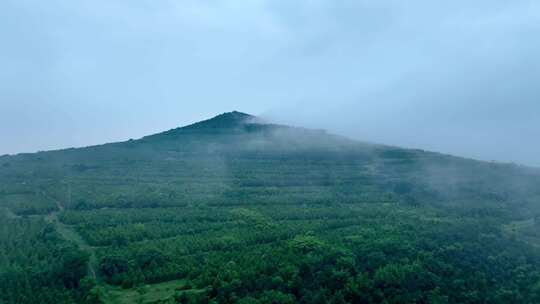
[1,0,539,166]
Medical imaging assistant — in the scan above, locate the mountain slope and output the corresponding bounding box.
[2,111,540,303]
[2,111,538,214]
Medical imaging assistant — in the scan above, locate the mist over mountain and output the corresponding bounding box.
[2,111,540,303]
[2,0,540,302]
[2,0,539,166]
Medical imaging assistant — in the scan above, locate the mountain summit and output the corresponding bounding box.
[184,111,259,129]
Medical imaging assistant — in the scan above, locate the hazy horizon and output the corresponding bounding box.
[1,1,539,166]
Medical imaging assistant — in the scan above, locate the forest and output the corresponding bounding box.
[1,112,540,303]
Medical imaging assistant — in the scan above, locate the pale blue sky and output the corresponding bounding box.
[1,1,539,166]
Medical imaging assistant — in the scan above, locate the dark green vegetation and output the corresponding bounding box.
[1,111,540,303]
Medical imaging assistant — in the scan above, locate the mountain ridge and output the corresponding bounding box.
[2,111,538,172]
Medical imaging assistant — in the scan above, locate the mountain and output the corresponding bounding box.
[2,111,540,303]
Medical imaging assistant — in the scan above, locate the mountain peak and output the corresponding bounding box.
[141,111,268,141]
[215,111,256,122]
[183,111,259,130]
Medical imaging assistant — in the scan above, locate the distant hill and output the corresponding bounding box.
[2,111,538,214]
[2,111,540,303]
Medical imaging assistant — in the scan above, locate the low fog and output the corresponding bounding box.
[1,1,539,166]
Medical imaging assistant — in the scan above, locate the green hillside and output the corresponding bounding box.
[1,111,540,303]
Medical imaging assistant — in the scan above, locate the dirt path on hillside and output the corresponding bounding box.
[44,197,98,280]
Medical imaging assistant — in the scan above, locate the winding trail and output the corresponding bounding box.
[44,197,98,280]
